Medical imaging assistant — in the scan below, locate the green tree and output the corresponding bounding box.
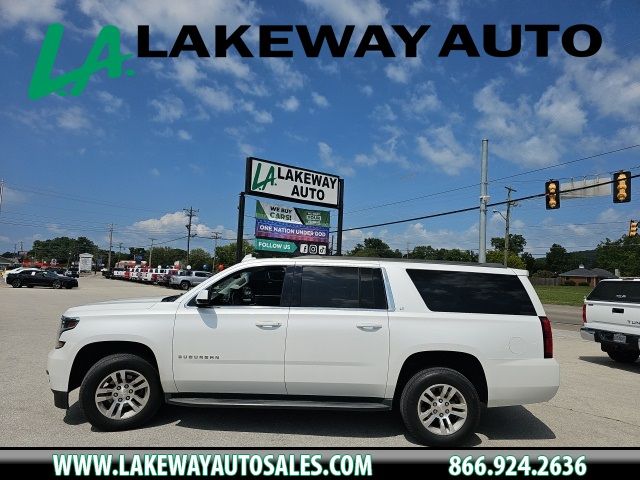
[486,250,526,269]
[187,248,212,270]
[545,243,570,273]
[410,245,477,262]
[521,252,536,272]
[347,238,402,258]
[595,235,640,276]
[490,234,526,254]
[215,241,254,268]
[30,236,99,265]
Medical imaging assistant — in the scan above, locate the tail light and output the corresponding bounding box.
[582,304,586,324]
[539,316,553,358]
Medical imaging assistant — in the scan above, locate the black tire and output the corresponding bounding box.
[53,280,62,289]
[11,279,21,288]
[607,350,639,364]
[400,367,481,446]
[79,353,162,431]
[180,281,190,290]
[65,284,73,289]
[27,285,34,288]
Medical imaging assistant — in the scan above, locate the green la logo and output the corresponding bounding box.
[252,163,277,191]
[29,23,133,100]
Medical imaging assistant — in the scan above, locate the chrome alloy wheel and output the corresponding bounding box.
[417,383,468,435]
[94,370,150,420]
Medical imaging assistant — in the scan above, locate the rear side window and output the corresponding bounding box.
[406,269,536,315]
[300,266,387,309]
[587,281,640,303]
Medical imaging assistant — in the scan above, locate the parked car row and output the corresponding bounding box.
[106,266,212,290]
[3,267,79,289]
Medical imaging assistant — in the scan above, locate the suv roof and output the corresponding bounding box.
[246,254,506,269]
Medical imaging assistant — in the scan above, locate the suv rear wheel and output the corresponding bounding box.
[11,279,21,288]
[79,353,162,431]
[400,367,480,446]
[607,350,639,364]
[180,280,190,290]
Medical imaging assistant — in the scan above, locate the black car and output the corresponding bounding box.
[7,270,78,289]
[64,268,79,278]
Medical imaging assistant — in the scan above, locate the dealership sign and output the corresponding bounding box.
[246,157,340,208]
[254,201,330,255]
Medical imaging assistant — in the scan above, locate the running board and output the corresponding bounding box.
[167,397,391,411]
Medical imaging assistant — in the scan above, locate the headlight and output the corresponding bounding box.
[55,316,79,349]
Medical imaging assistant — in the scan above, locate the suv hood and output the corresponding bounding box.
[64,297,168,315]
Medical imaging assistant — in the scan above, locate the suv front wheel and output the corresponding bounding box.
[400,367,481,446]
[79,353,162,431]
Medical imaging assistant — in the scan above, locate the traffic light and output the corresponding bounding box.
[630,220,638,237]
[545,180,560,210]
[613,170,631,203]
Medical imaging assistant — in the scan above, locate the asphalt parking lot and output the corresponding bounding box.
[0,275,638,447]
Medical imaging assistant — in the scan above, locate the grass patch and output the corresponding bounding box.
[534,285,593,306]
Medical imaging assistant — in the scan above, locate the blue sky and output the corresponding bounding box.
[1,0,639,259]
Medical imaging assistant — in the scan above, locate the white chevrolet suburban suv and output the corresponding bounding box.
[581,278,640,364]
[47,256,559,445]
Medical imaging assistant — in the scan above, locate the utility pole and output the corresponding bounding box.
[183,207,198,266]
[148,238,156,267]
[210,232,221,271]
[0,179,4,217]
[479,139,489,263]
[107,224,114,271]
[504,186,516,267]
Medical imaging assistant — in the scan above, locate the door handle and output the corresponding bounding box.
[356,323,382,331]
[255,321,282,329]
[612,308,624,314]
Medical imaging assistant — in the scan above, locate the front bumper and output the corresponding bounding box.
[52,389,69,409]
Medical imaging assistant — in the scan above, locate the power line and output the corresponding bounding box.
[338,173,640,233]
[343,143,640,216]
[184,207,198,265]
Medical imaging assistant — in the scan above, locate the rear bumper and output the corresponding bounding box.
[580,328,596,342]
[486,358,560,408]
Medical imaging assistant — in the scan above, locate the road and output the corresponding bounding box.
[0,275,638,447]
[543,304,582,327]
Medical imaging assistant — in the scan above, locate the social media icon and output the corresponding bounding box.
[300,244,308,253]
[319,245,327,255]
[310,245,318,254]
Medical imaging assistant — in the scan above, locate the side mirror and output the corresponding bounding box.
[195,289,211,308]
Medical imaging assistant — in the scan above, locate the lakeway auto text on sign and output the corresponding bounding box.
[246,157,340,207]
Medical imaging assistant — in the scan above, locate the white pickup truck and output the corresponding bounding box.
[581,278,640,364]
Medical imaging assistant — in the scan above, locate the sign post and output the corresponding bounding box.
[237,157,343,262]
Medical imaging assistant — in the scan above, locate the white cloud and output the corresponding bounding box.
[96,91,126,114]
[416,126,473,175]
[171,58,205,87]
[79,0,261,37]
[410,0,463,21]
[177,129,192,141]
[129,211,235,241]
[354,127,409,168]
[318,142,355,176]
[194,86,234,111]
[264,58,305,90]
[510,62,530,76]
[384,57,422,84]
[402,81,441,115]
[240,101,273,124]
[535,83,587,135]
[301,0,387,27]
[0,0,63,28]
[208,56,252,79]
[360,85,374,96]
[150,94,185,122]
[311,92,330,108]
[371,104,397,122]
[278,96,300,112]
[56,107,91,131]
[235,81,270,97]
